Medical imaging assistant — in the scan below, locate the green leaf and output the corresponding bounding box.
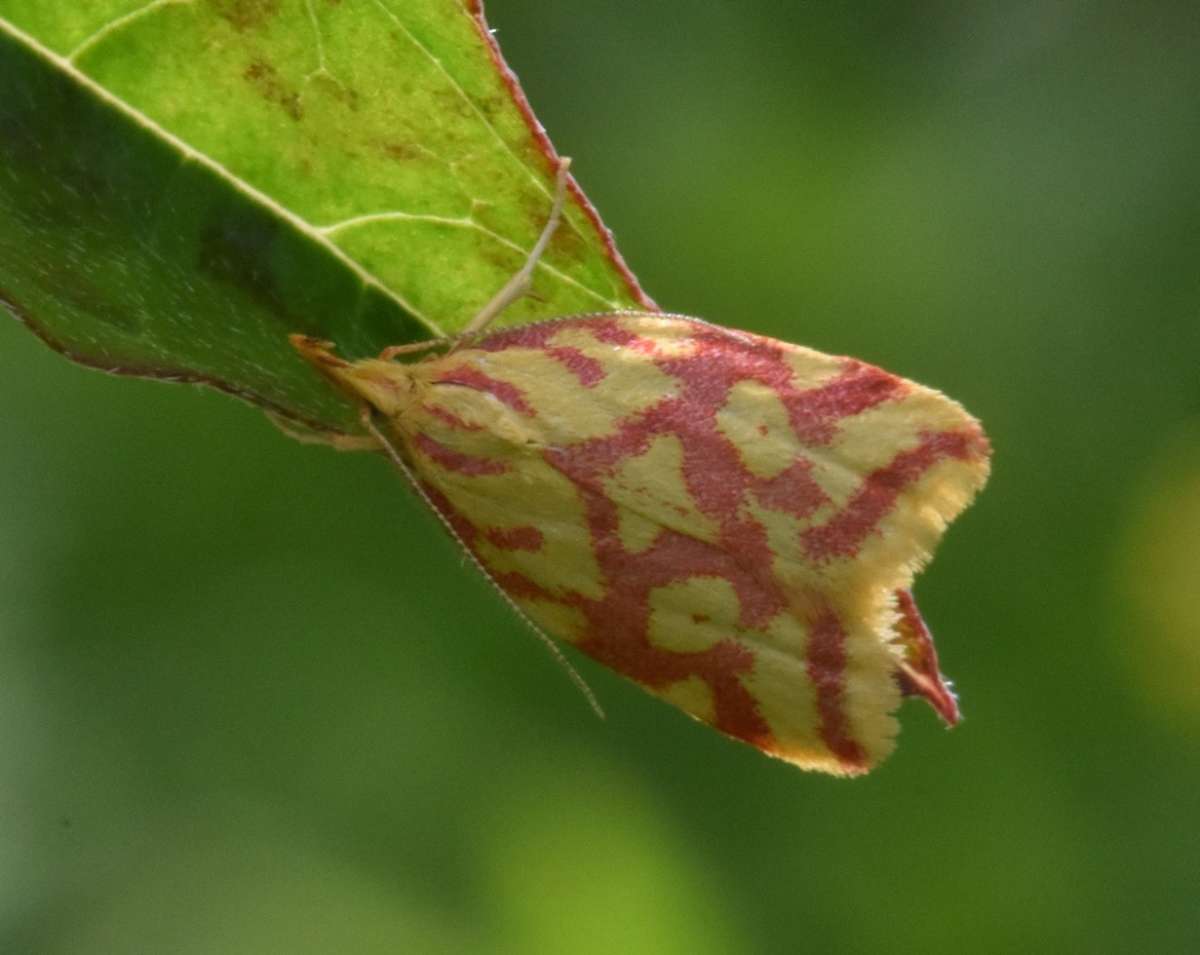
[0,1,651,431]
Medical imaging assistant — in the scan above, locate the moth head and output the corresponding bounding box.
[289,335,415,419]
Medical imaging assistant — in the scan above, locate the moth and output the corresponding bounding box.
[292,160,990,775]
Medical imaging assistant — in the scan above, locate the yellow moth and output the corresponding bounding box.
[292,160,990,775]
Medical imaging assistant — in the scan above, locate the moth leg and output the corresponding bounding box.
[379,339,449,361]
[374,158,569,360]
[454,156,572,345]
[264,409,381,451]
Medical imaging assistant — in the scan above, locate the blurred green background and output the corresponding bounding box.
[3,1,1199,951]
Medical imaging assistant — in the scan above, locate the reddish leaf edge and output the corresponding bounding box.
[1,286,339,433]
[467,0,657,314]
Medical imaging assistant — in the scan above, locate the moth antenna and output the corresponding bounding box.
[359,407,605,720]
[455,157,572,344]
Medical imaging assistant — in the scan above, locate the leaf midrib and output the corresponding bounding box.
[1,12,441,333]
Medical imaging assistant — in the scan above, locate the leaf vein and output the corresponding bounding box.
[67,0,194,65]
[319,212,620,309]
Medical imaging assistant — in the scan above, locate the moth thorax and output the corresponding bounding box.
[333,358,417,420]
[410,376,540,454]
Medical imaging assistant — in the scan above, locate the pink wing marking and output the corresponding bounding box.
[473,322,611,387]
[805,606,868,768]
[485,526,546,552]
[434,365,534,415]
[424,403,482,432]
[547,346,606,387]
[751,459,829,520]
[802,427,988,562]
[413,433,509,476]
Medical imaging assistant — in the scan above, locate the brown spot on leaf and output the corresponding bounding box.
[244,60,303,121]
[212,0,281,32]
[382,142,421,162]
[433,85,476,121]
[308,72,360,111]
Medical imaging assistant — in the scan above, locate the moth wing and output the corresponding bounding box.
[359,314,988,774]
